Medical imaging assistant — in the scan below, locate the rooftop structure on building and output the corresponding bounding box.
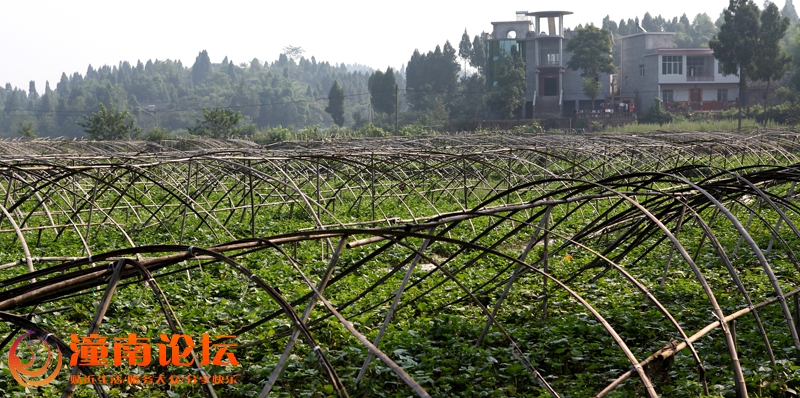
[487,10,742,120]
[488,10,612,119]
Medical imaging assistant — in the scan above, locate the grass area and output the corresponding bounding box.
[605,118,783,134]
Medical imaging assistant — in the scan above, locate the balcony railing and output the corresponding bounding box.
[687,75,715,82]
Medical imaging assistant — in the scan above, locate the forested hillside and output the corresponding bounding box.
[3,3,800,138]
[0,50,400,138]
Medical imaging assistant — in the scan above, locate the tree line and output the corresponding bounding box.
[5,2,800,139]
[0,49,387,138]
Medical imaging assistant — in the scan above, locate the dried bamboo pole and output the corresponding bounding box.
[355,227,435,384]
[260,237,347,397]
[476,206,552,345]
[596,288,800,397]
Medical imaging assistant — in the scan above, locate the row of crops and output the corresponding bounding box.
[1,130,799,397]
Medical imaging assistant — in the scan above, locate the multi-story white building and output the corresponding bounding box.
[619,32,740,113]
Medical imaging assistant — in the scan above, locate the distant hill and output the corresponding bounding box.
[0,51,404,138]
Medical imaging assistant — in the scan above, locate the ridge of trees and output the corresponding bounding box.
[0,50,393,138]
[6,3,800,138]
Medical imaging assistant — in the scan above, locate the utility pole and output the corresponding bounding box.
[395,84,399,135]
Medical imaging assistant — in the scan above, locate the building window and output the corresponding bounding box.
[687,57,705,76]
[662,56,683,75]
[639,64,645,77]
[717,89,728,102]
[662,89,674,103]
[541,52,560,66]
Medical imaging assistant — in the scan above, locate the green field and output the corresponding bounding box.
[0,130,799,397]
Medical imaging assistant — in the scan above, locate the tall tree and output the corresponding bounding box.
[406,42,460,111]
[565,25,616,109]
[368,67,397,115]
[28,81,39,101]
[458,29,472,78]
[77,103,142,140]
[710,0,762,132]
[783,0,799,23]
[56,72,70,97]
[191,50,212,86]
[487,54,526,119]
[753,2,792,110]
[325,81,345,127]
[3,89,20,114]
[693,13,718,46]
[642,12,659,32]
[470,35,487,75]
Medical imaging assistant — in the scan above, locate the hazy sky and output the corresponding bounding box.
[2,0,738,91]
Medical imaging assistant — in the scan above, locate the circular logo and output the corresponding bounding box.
[8,330,63,388]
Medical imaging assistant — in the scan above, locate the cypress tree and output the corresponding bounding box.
[325,81,345,127]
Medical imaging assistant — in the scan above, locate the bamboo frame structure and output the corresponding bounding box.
[0,130,799,397]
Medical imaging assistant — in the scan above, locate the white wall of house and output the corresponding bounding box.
[657,56,739,85]
[659,86,739,102]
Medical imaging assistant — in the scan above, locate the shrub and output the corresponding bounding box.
[144,127,169,141]
[511,120,544,134]
[357,124,388,137]
[399,124,428,136]
[687,112,713,123]
[253,126,294,144]
[755,101,800,125]
[639,98,673,125]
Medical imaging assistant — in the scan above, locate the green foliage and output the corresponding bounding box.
[487,55,525,119]
[398,124,429,136]
[0,50,379,137]
[368,67,397,115]
[605,12,719,64]
[611,114,765,132]
[565,25,616,79]
[511,120,543,134]
[458,29,472,63]
[191,50,212,85]
[710,0,761,130]
[775,86,793,103]
[187,107,242,138]
[470,35,487,74]
[753,3,792,107]
[406,42,460,111]
[16,120,36,138]
[144,126,169,141]
[639,98,674,125]
[77,103,142,140]
[357,123,388,137]
[451,73,487,118]
[325,81,345,127]
[752,101,800,125]
[253,125,294,144]
[581,77,602,105]
[783,0,799,23]
[351,111,368,129]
